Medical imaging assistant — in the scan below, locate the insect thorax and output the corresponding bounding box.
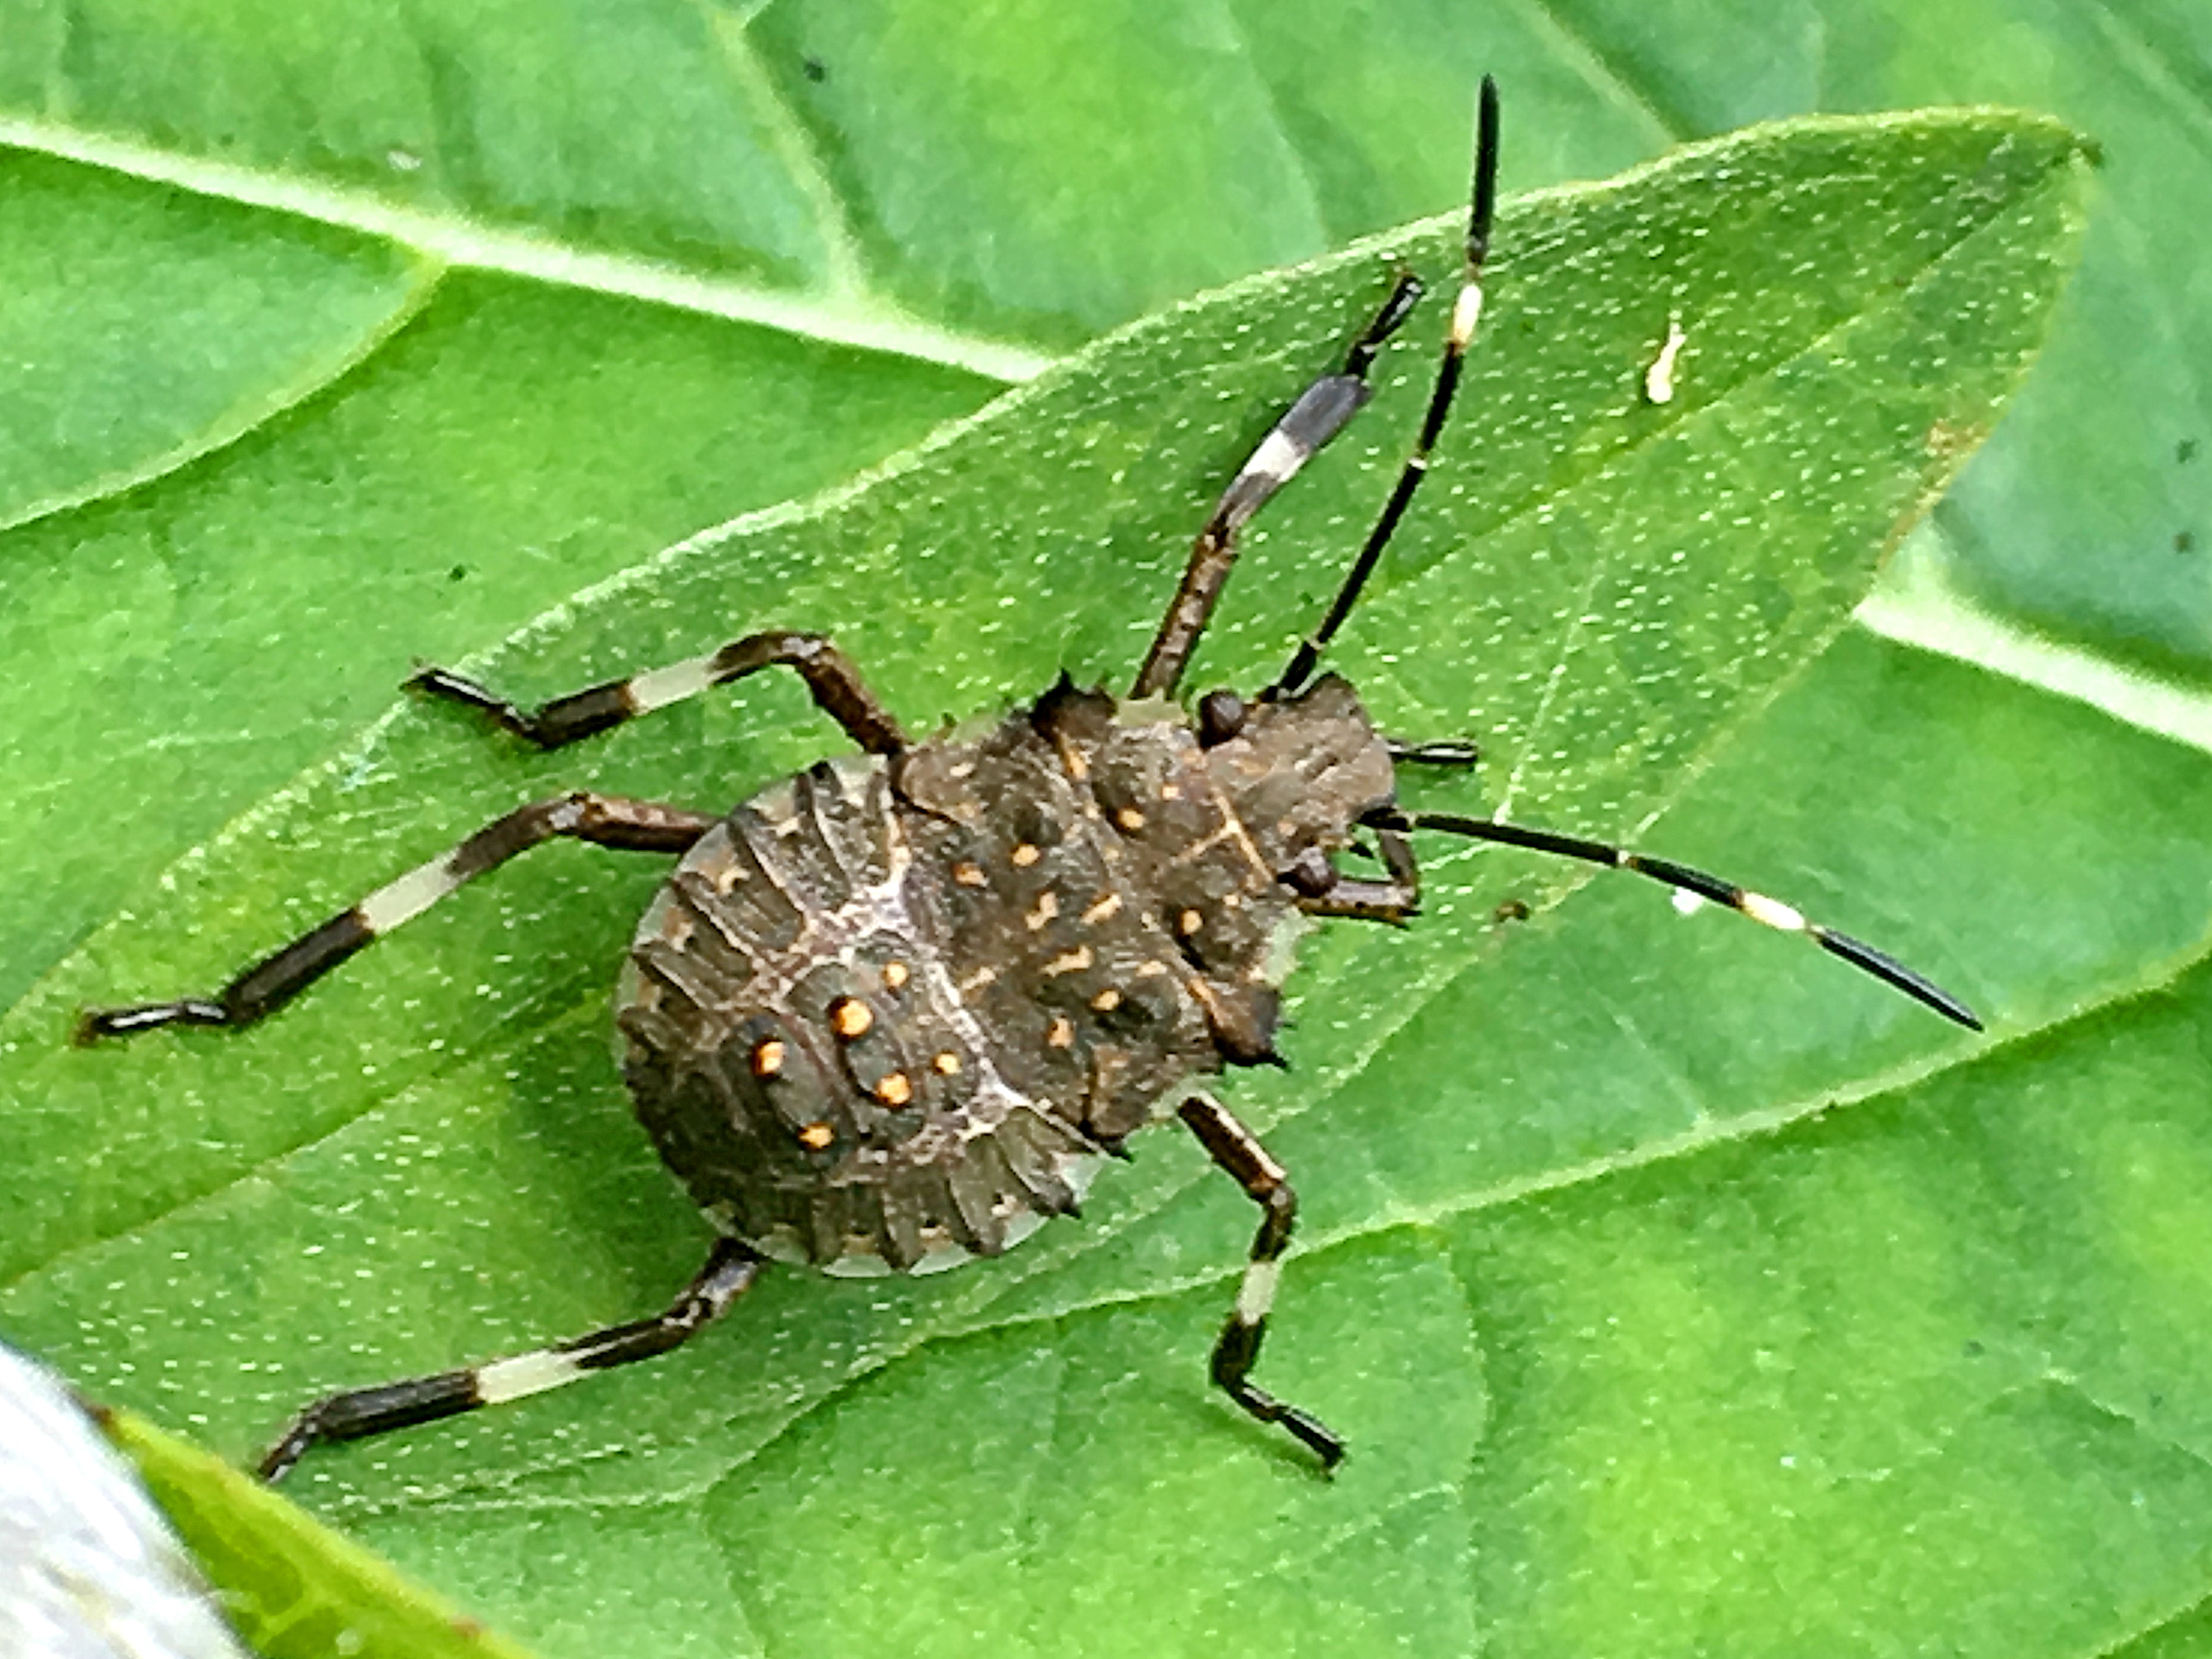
[614,674,1394,1277]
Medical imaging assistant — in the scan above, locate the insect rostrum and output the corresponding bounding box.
[79,80,1976,1482]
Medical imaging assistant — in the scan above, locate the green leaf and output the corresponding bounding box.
[0,0,836,288]
[0,228,995,1019]
[0,97,2099,1659]
[1532,0,2212,683]
[4,0,2204,678]
[104,1408,539,1659]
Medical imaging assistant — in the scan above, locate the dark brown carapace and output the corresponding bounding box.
[78,80,1975,1481]
[621,676,1390,1277]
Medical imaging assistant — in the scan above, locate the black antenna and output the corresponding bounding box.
[1370,807,1983,1030]
[1272,74,1500,701]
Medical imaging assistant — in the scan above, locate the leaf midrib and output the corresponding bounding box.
[0,113,1056,382]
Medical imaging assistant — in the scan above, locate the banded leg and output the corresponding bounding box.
[77,792,716,1040]
[1271,76,1501,699]
[1386,737,1483,768]
[1176,1094,1341,1470]
[258,1238,765,1481]
[1129,270,1425,700]
[411,629,907,755]
[1369,807,1983,1030]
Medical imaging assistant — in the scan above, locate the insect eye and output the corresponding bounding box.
[1197,689,1247,746]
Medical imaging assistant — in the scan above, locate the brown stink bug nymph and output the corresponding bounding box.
[79,80,1978,1481]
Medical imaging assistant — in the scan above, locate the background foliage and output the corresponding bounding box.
[1,3,2206,1657]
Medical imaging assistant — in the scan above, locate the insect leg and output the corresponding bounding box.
[1175,1094,1342,1470]
[1385,737,1482,768]
[1293,826,1421,922]
[257,1238,764,1481]
[410,630,907,755]
[77,793,716,1040]
[1297,880,1413,922]
[1370,806,1983,1030]
[1128,270,1425,700]
[1271,76,1500,699]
